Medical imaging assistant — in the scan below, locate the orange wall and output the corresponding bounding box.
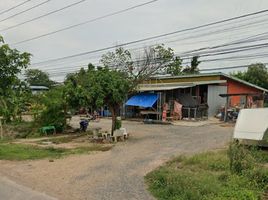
[226,79,261,106]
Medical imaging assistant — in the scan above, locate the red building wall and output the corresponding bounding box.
[226,79,261,106]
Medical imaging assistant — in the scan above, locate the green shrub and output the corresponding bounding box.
[227,141,255,174]
[146,149,268,200]
[115,117,122,130]
[33,86,67,133]
[37,104,66,133]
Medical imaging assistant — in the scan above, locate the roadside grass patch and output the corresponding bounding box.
[145,149,268,200]
[3,121,40,138]
[37,136,75,144]
[0,142,112,160]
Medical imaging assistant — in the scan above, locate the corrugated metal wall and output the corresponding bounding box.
[207,85,227,116]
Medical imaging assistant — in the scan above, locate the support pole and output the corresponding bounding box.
[224,96,229,122]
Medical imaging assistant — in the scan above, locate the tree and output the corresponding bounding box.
[0,36,31,96]
[25,69,54,88]
[231,63,268,90]
[100,45,179,88]
[0,35,31,122]
[65,67,130,134]
[167,56,183,76]
[182,56,201,74]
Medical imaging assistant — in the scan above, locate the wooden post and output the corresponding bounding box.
[224,96,229,122]
[0,118,3,139]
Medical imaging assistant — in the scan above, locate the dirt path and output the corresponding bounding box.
[0,119,233,200]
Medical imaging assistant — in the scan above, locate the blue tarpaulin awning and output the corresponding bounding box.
[125,93,158,108]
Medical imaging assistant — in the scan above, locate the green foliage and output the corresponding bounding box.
[0,81,32,122]
[115,117,122,130]
[167,56,183,76]
[25,69,55,88]
[100,45,183,85]
[0,143,66,160]
[0,37,31,96]
[146,149,268,200]
[182,56,201,74]
[0,35,31,122]
[38,104,65,132]
[34,86,67,132]
[231,63,268,89]
[65,66,130,133]
[3,121,38,138]
[100,47,133,74]
[227,141,255,174]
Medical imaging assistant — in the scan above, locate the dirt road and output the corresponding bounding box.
[0,176,56,200]
[0,119,233,200]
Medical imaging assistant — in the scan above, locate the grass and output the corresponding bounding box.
[0,142,112,161]
[3,121,40,138]
[145,149,268,200]
[38,136,75,144]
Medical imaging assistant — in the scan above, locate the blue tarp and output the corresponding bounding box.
[125,93,158,108]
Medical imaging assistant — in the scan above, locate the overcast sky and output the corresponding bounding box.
[1,0,268,81]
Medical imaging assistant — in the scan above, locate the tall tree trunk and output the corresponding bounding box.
[110,106,117,136]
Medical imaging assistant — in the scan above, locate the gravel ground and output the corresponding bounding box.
[0,176,56,200]
[0,118,233,200]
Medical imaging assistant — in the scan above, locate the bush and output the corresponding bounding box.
[3,121,39,138]
[115,117,122,130]
[38,104,66,132]
[227,140,255,174]
[146,149,268,200]
[33,87,67,133]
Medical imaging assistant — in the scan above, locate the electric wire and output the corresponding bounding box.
[0,0,52,23]
[11,0,159,45]
[0,0,87,32]
[0,0,32,16]
[28,8,268,66]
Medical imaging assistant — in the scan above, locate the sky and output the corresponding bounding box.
[0,0,268,81]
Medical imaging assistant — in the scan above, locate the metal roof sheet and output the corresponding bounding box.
[148,72,268,93]
[137,80,226,91]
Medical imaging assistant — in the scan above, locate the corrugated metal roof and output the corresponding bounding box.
[29,86,49,90]
[138,84,192,91]
[148,72,268,93]
[137,80,226,91]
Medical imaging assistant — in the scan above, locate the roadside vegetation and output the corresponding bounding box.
[145,142,268,200]
[0,142,112,161]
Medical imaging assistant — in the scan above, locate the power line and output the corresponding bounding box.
[31,39,268,73]
[199,63,268,72]
[0,0,87,32]
[46,62,268,78]
[0,0,52,23]
[31,31,268,72]
[0,0,32,16]
[11,0,159,45]
[37,48,268,75]
[29,8,268,66]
